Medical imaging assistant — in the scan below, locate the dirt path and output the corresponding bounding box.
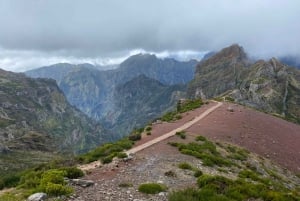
[126,101,223,155]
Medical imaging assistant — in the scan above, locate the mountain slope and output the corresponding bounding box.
[0,69,110,173]
[26,54,196,136]
[188,44,300,123]
[101,75,185,134]
[115,54,197,85]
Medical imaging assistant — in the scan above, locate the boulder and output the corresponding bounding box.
[68,179,94,187]
[27,192,47,201]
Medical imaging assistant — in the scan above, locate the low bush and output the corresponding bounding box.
[0,173,22,189]
[44,182,73,196]
[195,136,206,141]
[138,183,167,194]
[161,99,203,122]
[117,152,128,159]
[172,140,234,167]
[176,131,186,139]
[76,138,133,164]
[169,174,300,201]
[145,126,152,131]
[178,162,193,170]
[194,170,203,178]
[146,132,151,135]
[60,167,84,179]
[128,133,141,141]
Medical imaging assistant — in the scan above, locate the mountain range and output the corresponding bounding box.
[26,54,196,135]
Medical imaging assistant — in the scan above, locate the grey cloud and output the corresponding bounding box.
[0,0,300,71]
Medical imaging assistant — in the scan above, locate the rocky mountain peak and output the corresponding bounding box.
[201,44,248,66]
[120,53,157,69]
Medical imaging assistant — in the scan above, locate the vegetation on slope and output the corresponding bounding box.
[0,160,83,200]
[160,98,203,122]
[168,136,300,201]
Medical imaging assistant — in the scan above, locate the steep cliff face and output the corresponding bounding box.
[0,69,109,155]
[188,44,300,123]
[188,45,250,99]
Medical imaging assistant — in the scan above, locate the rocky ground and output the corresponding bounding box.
[68,101,300,201]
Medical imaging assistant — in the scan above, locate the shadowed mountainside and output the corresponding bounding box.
[0,69,111,174]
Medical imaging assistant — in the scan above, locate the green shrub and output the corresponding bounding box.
[0,192,23,201]
[195,136,206,141]
[19,170,43,189]
[0,173,21,189]
[178,162,193,170]
[197,175,233,193]
[224,96,235,102]
[161,99,203,122]
[170,174,299,201]
[168,187,230,201]
[173,141,234,167]
[76,138,133,164]
[176,131,186,139]
[238,170,263,182]
[194,170,203,178]
[145,126,152,131]
[38,169,73,196]
[60,167,84,179]
[128,133,141,141]
[117,152,127,159]
[40,170,65,186]
[138,183,167,194]
[44,183,73,196]
[101,155,114,164]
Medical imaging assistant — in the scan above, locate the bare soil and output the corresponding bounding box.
[186,102,300,173]
[69,101,300,201]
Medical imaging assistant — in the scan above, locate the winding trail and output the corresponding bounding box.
[126,101,223,155]
[79,101,222,171]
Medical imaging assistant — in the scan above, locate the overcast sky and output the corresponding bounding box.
[0,0,299,72]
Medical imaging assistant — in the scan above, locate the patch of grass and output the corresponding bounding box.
[238,170,264,183]
[177,99,203,113]
[194,170,203,178]
[0,192,24,201]
[76,138,133,164]
[138,183,167,194]
[59,167,84,179]
[178,162,193,170]
[226,145,249,161]
[176,131,186,139]
[195,135,206,141]
[161,99,203,122]
[145,126,152,131]
[169,174,300,201]
[224,96,235,102]
[116,152,128,159]
[174,141,234,167]
[128,133,141,141]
